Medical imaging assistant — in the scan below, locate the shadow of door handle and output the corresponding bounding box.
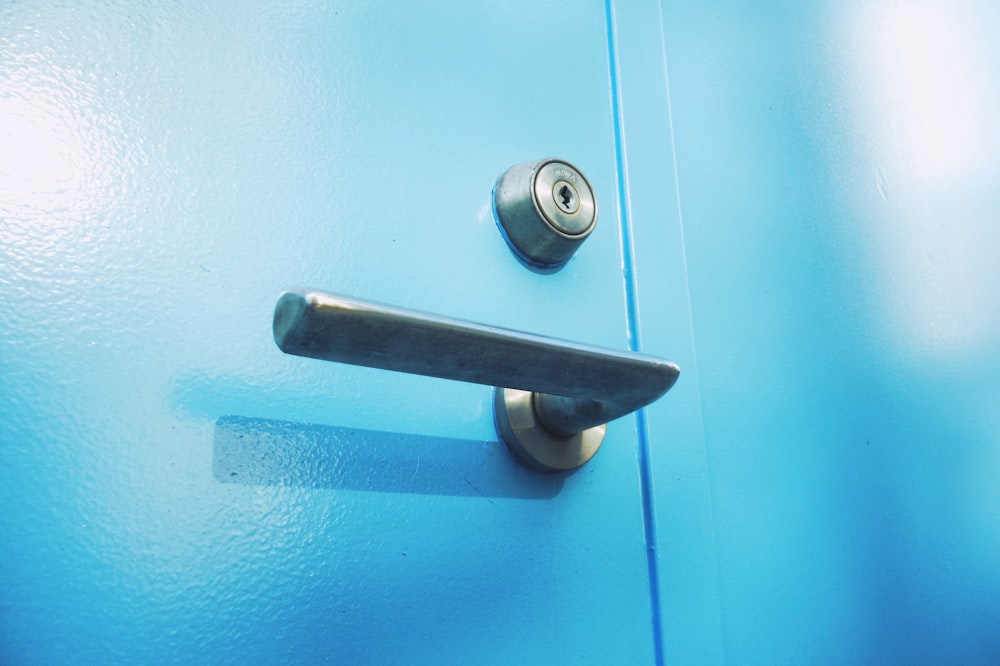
[273,289,680,472]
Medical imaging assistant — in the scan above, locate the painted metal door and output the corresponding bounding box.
[1,1,719,663]
[14,1,999,663]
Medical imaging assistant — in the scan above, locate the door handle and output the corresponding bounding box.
[273,289,680,472]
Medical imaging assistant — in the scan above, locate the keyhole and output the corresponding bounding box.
[553,180,580,214]
[559,185,573,208]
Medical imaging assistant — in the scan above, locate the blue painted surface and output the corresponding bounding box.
[611,2,725,661]
[0,2,674,663]
[654,0,1000,663]
[6,0,998,663]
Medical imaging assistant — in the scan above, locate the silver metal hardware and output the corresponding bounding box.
[273,289,679,472]
[493,159,597,269]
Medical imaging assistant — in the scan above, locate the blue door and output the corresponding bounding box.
[0,1,719,663]
[11,1,995,663]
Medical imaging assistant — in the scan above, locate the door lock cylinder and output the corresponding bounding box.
[493,159,597,269]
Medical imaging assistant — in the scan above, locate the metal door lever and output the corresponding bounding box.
[273,289,680,472]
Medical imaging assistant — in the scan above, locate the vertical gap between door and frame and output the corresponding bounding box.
[604,1,665,664]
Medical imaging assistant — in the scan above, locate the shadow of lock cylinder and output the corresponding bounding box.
[493,159,598,269]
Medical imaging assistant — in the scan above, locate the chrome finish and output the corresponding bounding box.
[273,289,680,472]
[493,159,597,268]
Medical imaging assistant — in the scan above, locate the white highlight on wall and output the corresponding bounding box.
[842,0,1000,358]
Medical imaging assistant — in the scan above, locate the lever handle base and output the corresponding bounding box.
[494,388,607,473]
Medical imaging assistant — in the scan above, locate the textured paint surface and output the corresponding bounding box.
[0,2,674,663]
[9,0,993,663]
[658,0,1000,662]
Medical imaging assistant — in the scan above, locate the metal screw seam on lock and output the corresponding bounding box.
[493,159,597,269]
